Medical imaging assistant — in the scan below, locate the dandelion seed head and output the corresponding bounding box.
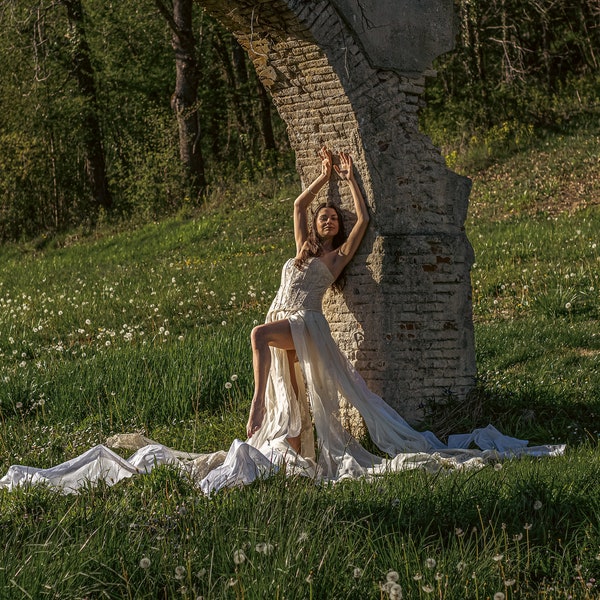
[139,557,151,569]
[233,549,246,565]
[422,584,434,593]
[494,593,505,600]
[230,374,238,381]
[533,500,543,510]
[224,382,232,389]
[174,565,186,580]
[353,567,362,579]
[297,531,309,543]
[413,572,423,581]
[255,542,273,554]
[494,463,503,471]
[386,570,399,583]
[493,554,504,562]
[504,579,516,586]
[425,558,436,569]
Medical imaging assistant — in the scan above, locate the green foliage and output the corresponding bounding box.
[0,0,290,241]
[421,0,600,163]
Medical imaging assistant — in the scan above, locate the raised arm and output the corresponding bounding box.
[293,147,332,254]
[325,152,370,277]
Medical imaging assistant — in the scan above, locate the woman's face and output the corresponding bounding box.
[316,207,340,239]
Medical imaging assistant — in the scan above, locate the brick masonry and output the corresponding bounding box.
[199,0,476,424]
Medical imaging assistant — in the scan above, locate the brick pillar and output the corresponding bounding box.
[199,0,476,422]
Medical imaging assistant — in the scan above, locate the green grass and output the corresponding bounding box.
[1,125,600,598]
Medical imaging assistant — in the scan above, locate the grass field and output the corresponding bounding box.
[0,124,599,599]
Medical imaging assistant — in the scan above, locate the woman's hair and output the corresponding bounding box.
[294,202,347,292]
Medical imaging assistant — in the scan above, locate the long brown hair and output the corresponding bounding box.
[294,202,347,291]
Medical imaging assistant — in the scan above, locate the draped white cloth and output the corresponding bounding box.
[0,259,564,495]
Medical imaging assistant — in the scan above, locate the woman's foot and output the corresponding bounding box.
[246,398,265,439]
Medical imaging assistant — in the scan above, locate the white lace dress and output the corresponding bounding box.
[0,258,564,495]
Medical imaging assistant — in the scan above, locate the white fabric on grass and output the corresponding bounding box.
[0,259,564,495]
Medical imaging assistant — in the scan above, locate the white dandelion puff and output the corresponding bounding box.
[255,542,273,555]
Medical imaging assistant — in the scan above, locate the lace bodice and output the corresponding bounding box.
[268,258,334,313]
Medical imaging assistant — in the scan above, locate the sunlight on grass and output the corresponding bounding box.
[1,134,599,598]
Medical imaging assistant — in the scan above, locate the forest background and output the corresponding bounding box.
[1,0,598,243]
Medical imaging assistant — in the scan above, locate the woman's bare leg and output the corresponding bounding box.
[246,319,296,439]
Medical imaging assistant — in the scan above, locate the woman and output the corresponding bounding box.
[245,147,368,453]
[234,147,444,484]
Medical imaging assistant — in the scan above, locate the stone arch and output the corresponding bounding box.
[199,0,476,421]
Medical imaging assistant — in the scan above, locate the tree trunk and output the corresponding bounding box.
[155,0,206,198]
[62,0,112,213]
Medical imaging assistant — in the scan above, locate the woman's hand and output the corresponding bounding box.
[334,151,354,181]
[318,146,333,179]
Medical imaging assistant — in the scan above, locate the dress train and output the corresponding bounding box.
[0,259,564,495]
